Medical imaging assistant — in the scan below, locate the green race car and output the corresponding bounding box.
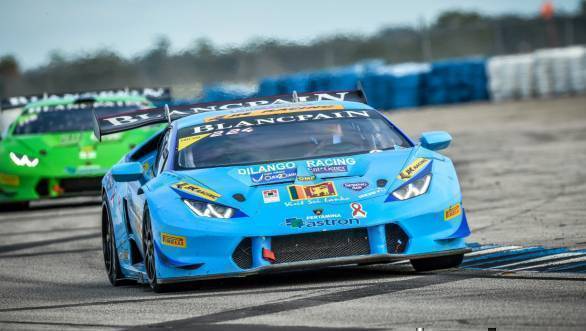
[0,95,160,207]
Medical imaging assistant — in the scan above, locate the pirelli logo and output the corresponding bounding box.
[161,233,186,248]
[444,203,461,221]
[172,181,221,201]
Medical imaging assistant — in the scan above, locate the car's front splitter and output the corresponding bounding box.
[156,247,471,285]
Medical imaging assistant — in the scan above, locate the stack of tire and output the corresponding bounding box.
[487,45,586,101]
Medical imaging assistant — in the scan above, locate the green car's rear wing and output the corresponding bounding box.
[92,89,368,141]
[1,87,171,111]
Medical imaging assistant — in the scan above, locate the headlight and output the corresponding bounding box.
[183,199,235,219]
[392,174,431,201]
[9,152,39,167]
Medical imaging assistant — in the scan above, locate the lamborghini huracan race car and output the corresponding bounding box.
[0,95,161,207]
[95,90,471,292]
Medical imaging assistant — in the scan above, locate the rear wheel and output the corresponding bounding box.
[102,201,129,286]
[410,254,464,272]
[143,207,168,293]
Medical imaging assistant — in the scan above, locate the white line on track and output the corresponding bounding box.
[494,252,584,269]
[465,246,523,257]
[511,255,586,271]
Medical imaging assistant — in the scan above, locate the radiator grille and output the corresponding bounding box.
[59,177,102,194]
[271,228,370,264]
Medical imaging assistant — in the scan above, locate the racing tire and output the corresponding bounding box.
[0,201,29,211]
[102,200,131,286]
[410,253,464,272]
[143,206,168,293]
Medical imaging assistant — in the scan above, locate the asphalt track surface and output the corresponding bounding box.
[1,96,585,330]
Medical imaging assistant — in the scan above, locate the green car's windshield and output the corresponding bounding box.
[175,108,411,170]
[13,101,151,135]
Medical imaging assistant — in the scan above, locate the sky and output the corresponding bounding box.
[0,0,582,69]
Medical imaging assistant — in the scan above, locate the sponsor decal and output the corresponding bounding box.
[305,157,356,168]
[28,101,151,113]
[284,196,350,207]
[65,165,102,175]
[177,133,211,151]
[0,173,20,186]
[313,208,323,216]
[205,105,344,122]
[161,233,186,248]
[96,91,362,129]
[444,203,461,221]
[285,218,305,229]
[296,175,316,182]
[208,127,254,138]
[398,158,430,181]
[262,189,280,203]
[343,182,369,191]
[285,217,360,229]
[310,165,347,174]
[357,188,386,199]
[172,181,221,201]
[1,87,170,110]
[188,111,371,134]
[306,212,342,220]
[288,181,337,201]
[251,168,297,185]
[350,202,367,218]
[238,162,296,175]
[79,146,97,160]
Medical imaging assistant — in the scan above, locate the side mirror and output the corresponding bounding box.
[420,131,452,151]
[111,162,144,182]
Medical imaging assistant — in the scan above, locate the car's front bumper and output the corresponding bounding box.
[0,173,103,203]
[146,206,471,283]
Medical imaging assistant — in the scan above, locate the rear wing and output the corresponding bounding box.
[0,87,171,111]
[92,89,368,141]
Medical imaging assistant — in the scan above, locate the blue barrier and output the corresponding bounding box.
[205,58,489,110]
[199,84,257,103]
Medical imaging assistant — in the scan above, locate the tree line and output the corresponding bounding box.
[1,8,585,99]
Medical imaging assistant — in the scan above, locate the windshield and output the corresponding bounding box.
[13,101,151,135]
[176,108,411,170]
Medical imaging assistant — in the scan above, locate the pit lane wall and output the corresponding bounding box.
[201,45,586,110]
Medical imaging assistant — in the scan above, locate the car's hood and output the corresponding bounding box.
[171,148,428,218]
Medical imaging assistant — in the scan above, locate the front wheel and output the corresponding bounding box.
[143,207,168,293]
[410,254,464,272]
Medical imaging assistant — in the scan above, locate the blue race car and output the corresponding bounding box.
[94,90,471,292]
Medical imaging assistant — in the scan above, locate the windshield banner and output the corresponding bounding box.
[92,90,368,140]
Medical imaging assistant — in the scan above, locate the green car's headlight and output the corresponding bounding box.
[392,174,431,201]
[183,199,235,219]
[9,152,39,167]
